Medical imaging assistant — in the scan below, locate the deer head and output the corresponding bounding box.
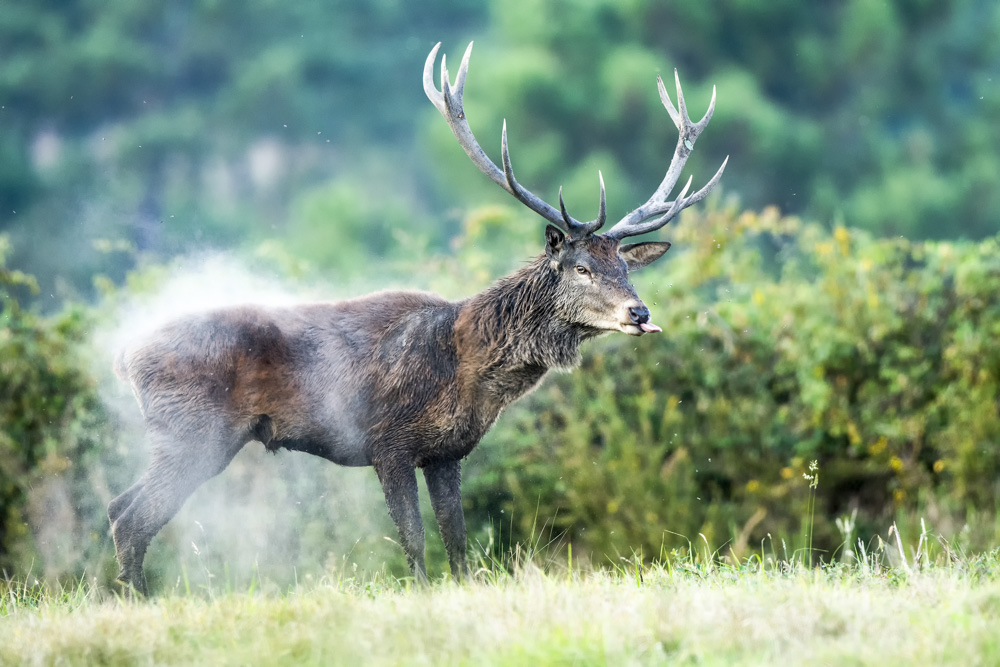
[424,42,727,336]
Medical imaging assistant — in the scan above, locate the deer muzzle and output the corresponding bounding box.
[622,302,662,335]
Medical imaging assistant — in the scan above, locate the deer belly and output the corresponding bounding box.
[248,392,372,466]
[272,434,371,467]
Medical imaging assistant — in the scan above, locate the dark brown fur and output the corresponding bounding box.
[109,229,670,593]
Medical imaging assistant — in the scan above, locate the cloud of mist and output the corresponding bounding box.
[98,252,317,359]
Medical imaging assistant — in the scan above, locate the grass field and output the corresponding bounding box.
[4,536,1000,666]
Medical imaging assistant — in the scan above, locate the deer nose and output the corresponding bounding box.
[628,305,650,325]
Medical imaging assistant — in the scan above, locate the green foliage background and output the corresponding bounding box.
[0,238,109,577]
[4,0,998,296]
[1,0,999,585]
[466,209,1000,564]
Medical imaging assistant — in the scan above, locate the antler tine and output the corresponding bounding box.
[673,69,689,127]
[424,42,605,239]
[596,170,607,229]
[611,176,692,239]
[682,154,728,207]
[604,71,725,240]
[454,41,471,95]
[423,43,445,114]
[440,53,450,98]
[657,74,681,128]
[698,84,718,131]
[558,187,572,227]
[554,172,605,234]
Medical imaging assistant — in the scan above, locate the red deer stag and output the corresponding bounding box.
[109,42,726,594]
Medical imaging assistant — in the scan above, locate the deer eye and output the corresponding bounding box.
[574,265,590,276]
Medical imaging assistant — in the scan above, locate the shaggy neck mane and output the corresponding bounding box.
[457,256,592,374]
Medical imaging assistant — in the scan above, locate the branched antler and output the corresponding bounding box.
[424,42,605,240]
[604,71,728,240]
[425,43,726,242]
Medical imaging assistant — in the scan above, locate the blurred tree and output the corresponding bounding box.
[5,0,999,304]
[3,0,997,302]
[0,0,487,300]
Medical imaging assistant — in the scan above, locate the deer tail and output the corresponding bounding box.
[113,347,131,382]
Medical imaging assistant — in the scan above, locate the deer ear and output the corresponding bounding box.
[544,225,566,259]
[620,241,671,271]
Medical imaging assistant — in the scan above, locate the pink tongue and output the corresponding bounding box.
[639,322,662,333]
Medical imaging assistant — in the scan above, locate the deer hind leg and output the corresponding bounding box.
[108,478,144,525]
[109,469,155,597]
[424,459,469,580]
[110,427,245,596]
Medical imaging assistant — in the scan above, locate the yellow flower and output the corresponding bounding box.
[746,480,760,493]
[889,456,903,472]
[933,460,946,474]
[780,467,794,480]
[834,226,850,255]
[867,290,879,309]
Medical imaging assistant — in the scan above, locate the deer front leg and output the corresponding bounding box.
[424,459,470,580]
[374,458,428,584]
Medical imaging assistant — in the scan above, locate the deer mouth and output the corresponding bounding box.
[622,321,663,336]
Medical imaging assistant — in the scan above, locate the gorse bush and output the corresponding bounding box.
[0,237,111,577]
[465,206,1000,563]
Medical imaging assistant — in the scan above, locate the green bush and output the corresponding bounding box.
[464,206,1000,564]
[0,237,111,577]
